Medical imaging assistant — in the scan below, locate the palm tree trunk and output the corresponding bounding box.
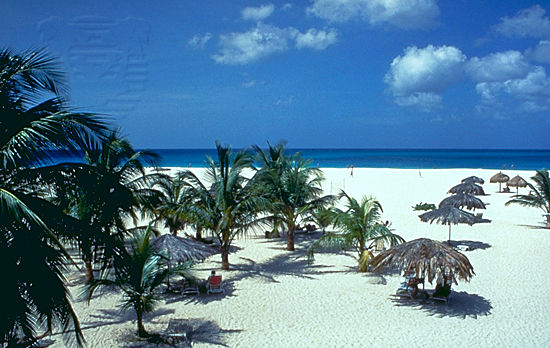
[83,254,94,284]
[136,310,148,337]
[196,226,203,240]
[287,226,295,251]
[546,214,550,228]
[221,248,230,270]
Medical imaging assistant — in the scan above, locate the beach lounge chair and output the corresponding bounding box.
[428,284,451,304]
[182,279,199,296]
[207,275,224,294]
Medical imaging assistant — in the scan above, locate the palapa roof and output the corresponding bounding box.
[461,176,485,184]
[448,182,485,195]
[370,238,475,284]
[507,175,528,188]
[439,193,486,211]
[151,234,217,263]
[490,172,510,183]
[419,206,476,226]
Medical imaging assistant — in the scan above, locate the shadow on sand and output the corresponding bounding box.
[119,318,242,347]
[391,291,492,319]
[449,240,492,251]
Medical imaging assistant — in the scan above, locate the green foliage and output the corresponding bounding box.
[86,227,189,337]
[1,48,108,346]
[253,142,335,250]
[176,141,269,269]
[307,190,404,272]
[506,169,550,226]
[412,202,436,211]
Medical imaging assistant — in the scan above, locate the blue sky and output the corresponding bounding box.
[3,1,550,149]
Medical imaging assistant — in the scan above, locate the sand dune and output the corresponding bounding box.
[50,168,550,347]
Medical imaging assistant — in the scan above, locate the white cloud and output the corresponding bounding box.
[528,40,550,63]
[295,28,338,50]
[474,66,550,111]
[282,3,293,11]
[242,4,275,21]
[212,24,297,65]
[493,5,550,38]
[466,51,531,82]
[384,45,466,108]
[188,33,212,49]
[242,80,257,88]
[306,0,439,29]
[394,92,442,111]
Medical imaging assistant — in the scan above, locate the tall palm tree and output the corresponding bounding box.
[253,142,288,238]
[58,130,168,283]
[1,48,106,346]
[506,169,550,227]
[86,227,189,338]
[307,191,404,272]
[255,148,334,251]
[178,142,267,270]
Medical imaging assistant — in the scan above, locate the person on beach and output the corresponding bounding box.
[350,164,354,177]
[407,277,422,299]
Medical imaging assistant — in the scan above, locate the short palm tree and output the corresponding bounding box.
[1,48,106,346]
[307,191,404,272]
[152,174,188,236]
[178,142,267,269]
[86,227,189,338]
[506,169,550,228]
[308,207,335,234]
[255,149,334,251]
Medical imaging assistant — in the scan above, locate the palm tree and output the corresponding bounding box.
[152,174,189,236]
[253,142,288,238]
[506,169,550,228]
[307,191,404,272]
[58,130,168,283]
[178,142,267,270]
[1,48,106,346]
[255,148,334,251]
[308,207,335,234]
[86,227,189,337]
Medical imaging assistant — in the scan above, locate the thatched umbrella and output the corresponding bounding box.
[370,238,475,285]
[448,182,485,196]
[507,175,528,194]
[462,176,484,185]
[151,234,217,264]
[439,193,486,211]
[490,172,509,192]
[419,206,476,245]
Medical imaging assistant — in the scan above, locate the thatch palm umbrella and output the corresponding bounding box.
[462,176,484,185]
[370,238,475,285]
[151,234,217,264]
[490,172,510,192]
[448,182,485,196]
[439,193,486,211]
[507,175,528,194]
[419,206,476,245]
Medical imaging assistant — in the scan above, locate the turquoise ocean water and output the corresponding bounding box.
[150,149,549,170]
[50,149,550,170]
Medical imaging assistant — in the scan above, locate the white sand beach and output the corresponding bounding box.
[52,168,550,348]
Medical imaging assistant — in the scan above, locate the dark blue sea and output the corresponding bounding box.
[49,149,550,170]
[149,149,549,170]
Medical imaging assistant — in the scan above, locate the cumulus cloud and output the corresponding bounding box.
[295,28,338,50]
[242,4,275,21]
[394,92,442,111]
[212,24,337,64]
[528,40,550,63]
[493,5,550,38]
[306,0,439,29]
[466,51,531,82]
[212,24,296,65]
[475,66,550,111]
[384,45,466,109]
[188,33,212,49]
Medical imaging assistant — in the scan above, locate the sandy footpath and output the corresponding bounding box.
[51,168,550,347]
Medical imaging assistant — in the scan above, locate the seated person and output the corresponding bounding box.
[407,277,424,299]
